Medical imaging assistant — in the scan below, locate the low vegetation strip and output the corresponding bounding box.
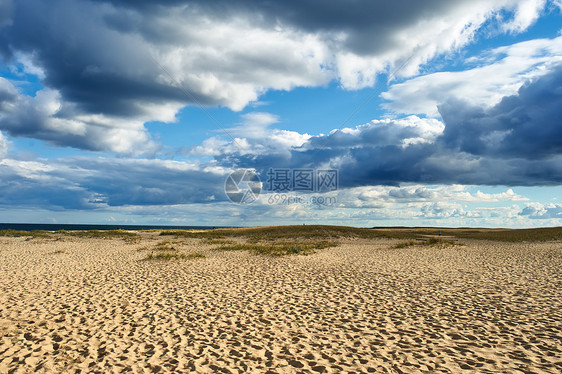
[139,241,206,261]
[214,240,338,256]
[0,229,140,241]
[159,225,405,240]
[144,252,205,261]
[59,230,139,239]
[159,225,562,242]
[392,237,461,249]
[2,225,561,243]
[0,230,50,238]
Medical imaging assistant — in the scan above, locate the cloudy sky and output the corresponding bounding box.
[1,0,561,227]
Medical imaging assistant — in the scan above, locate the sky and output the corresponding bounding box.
[1,0,562,228]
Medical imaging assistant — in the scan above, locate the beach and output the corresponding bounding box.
[0,229,561,373]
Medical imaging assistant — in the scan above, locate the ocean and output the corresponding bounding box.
[0,223,228,231]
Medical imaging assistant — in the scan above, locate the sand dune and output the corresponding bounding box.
[0,234,561,373]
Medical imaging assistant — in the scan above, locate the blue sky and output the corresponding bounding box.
[1,0,562,227]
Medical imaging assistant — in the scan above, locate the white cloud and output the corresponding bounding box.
[501,0,546,33]
[188,112,310,157]
[0,131,8,158]
[335,185,528,209]
[0,87,162,155]
[520,202,562,218]
[382,35,562,117]
[226,112,280,138]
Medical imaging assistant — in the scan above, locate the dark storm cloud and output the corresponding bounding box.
[98,0,464,55]
[0,0,12,28]
[439,64,562,160]
[0,0,187,117]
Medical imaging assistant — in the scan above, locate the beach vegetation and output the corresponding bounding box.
[214,240,338,256]
[0,230,50,238]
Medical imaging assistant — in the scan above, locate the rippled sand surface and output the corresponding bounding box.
[1,234,561,373]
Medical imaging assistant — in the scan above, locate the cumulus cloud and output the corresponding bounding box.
[202,64,562,187]
[188,111,310,158]
[0,86,162,155]
[382,35,562,117]
[336,185,528,209]
[0,0,550,153]
[519,202,562,218]
[420,202,479,219]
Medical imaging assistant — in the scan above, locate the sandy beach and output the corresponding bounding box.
[0,230,561,373]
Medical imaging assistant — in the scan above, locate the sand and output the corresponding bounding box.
[0,234,561,373]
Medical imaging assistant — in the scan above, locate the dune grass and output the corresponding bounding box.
[0,230,50,238]
[145,252,185,260]
[160,225,400,240]
[445,227,562,242]
[392,237,461,249]
[214,240,338,256]
[3,225,560,243]
[201,238,234,245]
[60,229,138,238]
[152,240,178,251]
[55,229,140,242]
[144,251,205,261]
[140,239,205,260]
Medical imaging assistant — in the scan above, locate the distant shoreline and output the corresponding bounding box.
[0,223,233,231]
[1,223,561,232]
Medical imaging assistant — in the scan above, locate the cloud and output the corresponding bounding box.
[420,202,479,219]
[0,131,8,158]
[382,35,562,117]
[225,112,280,138]
[0,0,550,153]
[0,76,18,104]
[0,0,12,28]
[0,157,230,209]
[519,202,562,218]
[438,63,562,160]
[336,185,528,209]
[0,150,555,229]
[0,86,161,155]
[501,0,546,33]
[201,64,562,187]
[188,111,310,158]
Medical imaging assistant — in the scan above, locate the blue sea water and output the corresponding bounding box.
[0,223,228,231]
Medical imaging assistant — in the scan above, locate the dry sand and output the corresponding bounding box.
[0,234,561,373]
